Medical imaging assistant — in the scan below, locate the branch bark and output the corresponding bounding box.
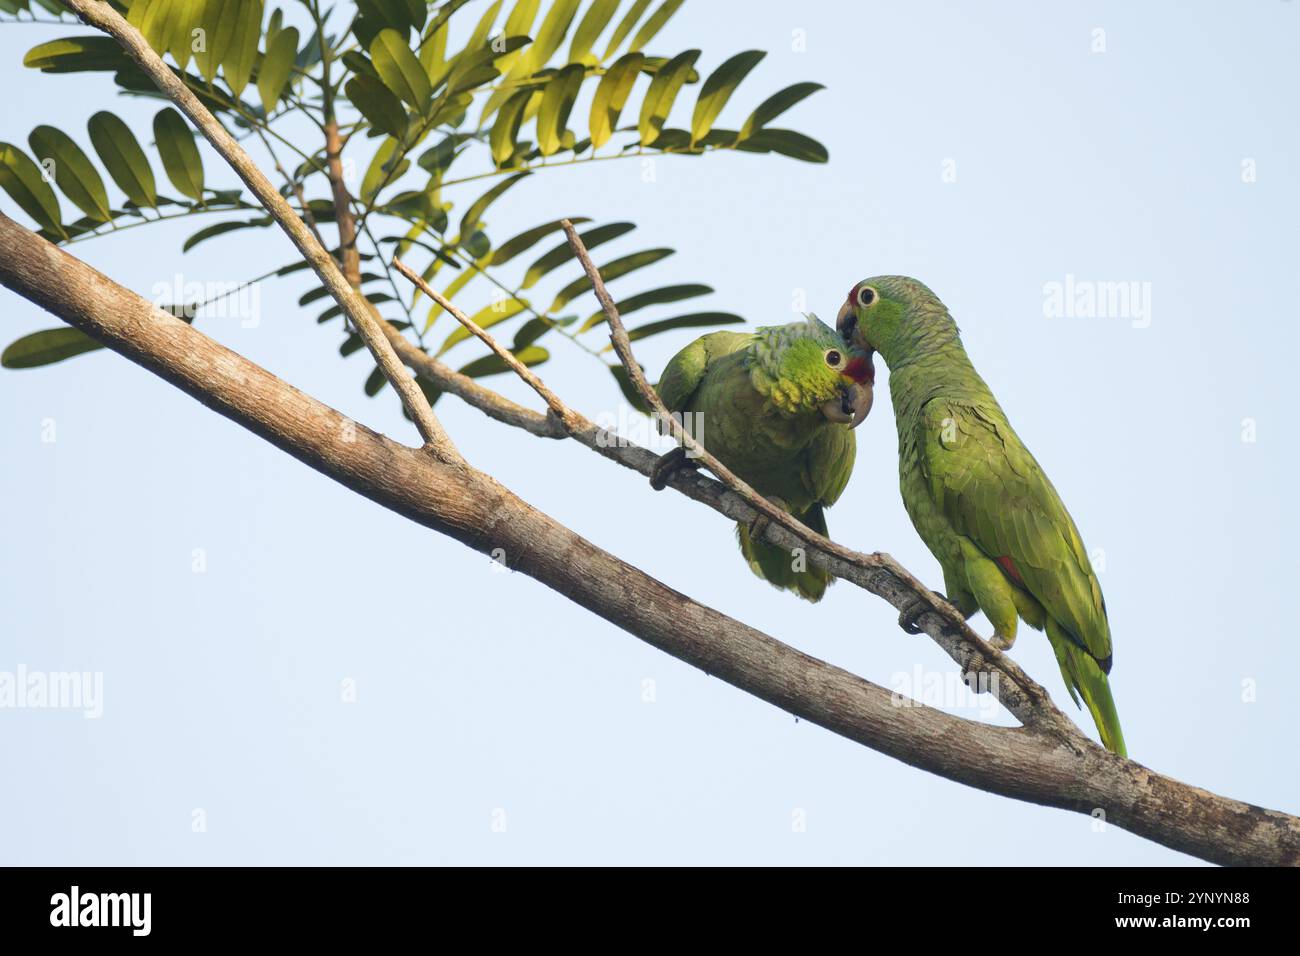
[61,0,455,458]
[2,211,1296,865]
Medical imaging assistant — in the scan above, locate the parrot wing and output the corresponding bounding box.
[803,423,857,508]
[656,330,753,413]
[917,399,1111,666]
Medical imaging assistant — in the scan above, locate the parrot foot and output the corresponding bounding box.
[899,591,948,635]
[649,446,700,490]
[746,496,791,542]
[989,632,1016,651]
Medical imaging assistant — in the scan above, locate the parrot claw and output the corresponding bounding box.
[649,446,700,490]
[989,632,1016,652]
[746,496,790,542]
[898,591,948,635]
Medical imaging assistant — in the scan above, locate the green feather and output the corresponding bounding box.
[656,318,859,602]
[842,276,1126,753]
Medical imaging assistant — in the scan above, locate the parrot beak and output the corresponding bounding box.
[836,300,859,348]
[822,380,874,428]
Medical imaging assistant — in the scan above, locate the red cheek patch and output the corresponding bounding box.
[844,353,875,385]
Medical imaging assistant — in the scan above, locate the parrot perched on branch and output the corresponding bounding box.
[652,316,874,602]
[836,277,1126,754]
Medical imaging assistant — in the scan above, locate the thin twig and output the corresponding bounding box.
[561,219,840,542]
[392,259,582,432]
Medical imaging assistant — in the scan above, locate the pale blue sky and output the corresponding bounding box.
[2,0,1296,865]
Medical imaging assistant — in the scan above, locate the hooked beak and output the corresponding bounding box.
[821,380,873,429]
[836,300,858,348]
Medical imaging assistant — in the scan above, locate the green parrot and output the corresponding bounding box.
[652,316,874,602]
[836,277,1126,755]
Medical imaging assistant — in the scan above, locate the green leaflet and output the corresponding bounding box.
[521,221,633,288]
[364,364,389,396]
[739,82,825,139]
[2,328,102,369]
[358,0,427,34]
[436,298,527,355]
[418,12,449,79]
[27,125,111,222]
[318,293,394,324]
[182,218,272,253]
[463,0,504,57]
[589,52,643,149]
[194,0,236,83]
[459,171,530,240]
[628,0,685,52]
[488,216,589,266]
[690,50,765,146]
[371,27,432,112]
[458,345,548,379]
[258,26,300,110]
[602,0,652,61]
[503,0,542,37]
[489,89,533,167]
[153,108,205,202]
[547,248,673,313]
[490,0,539,75]
[347,75,409,138]
[735,128,828,163]
[220,0,265,98]
[568,0,619,65]
[422,266,479,332]
[517,0,580,74]
[127,0,205,70]
[623,310,743,343]
[579,282,711,332]
[23,36,131,74]
[87,111,157,209]
[360,137,408,203]
[0,141,64,237]
[537,63,585,156]
[637,49,698,145]
[609,363,651,413]
[511,315,573,351]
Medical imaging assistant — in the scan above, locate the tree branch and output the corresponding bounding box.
[61,0,456,459]
[391,259,584,433]
[3,211,1297,865]
[359,281,1081,735]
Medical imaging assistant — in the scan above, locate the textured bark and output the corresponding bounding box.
[59,0,453,456]
[2,210,1297,866]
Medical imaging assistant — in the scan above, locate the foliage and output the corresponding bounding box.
[0,0,827,404]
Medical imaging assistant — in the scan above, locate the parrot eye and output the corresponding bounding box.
[855,285,878,308]
[823,348,845,369]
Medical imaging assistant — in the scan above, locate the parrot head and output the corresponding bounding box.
[750,316,874,427]
[835,276,957,369]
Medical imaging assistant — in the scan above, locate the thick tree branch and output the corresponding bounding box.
[2,211,1297,865]
[62,0,455,458]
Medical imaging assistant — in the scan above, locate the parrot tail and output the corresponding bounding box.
[1048,619,1127,756]
[735,503,832,603]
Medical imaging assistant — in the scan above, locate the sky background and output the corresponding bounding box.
[1,0,1297,865]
